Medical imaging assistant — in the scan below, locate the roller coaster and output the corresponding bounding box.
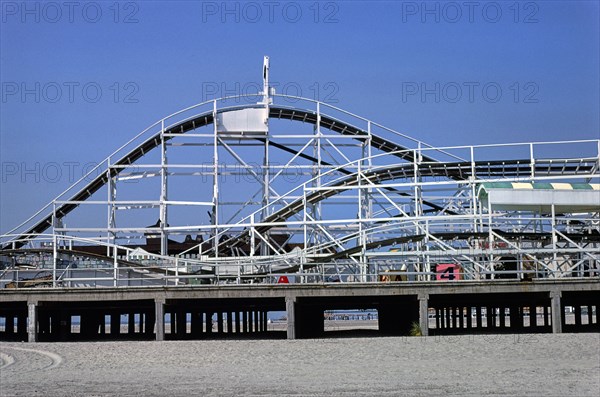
[1,57,599,288]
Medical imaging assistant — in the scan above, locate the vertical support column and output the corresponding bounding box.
[550,291,562,334]
[155,298,165,341]
[212,100,220,257]
[476,306,482,329]
[107,166,117,259]
[418,294,429,336]
[235,311,241,334]
[286,297,296,340]
[160,120,169,256]
[28,301,38,342]
[261,55,271,258]
[52,231,58,287]
[243,311,249,333]
[262,311,267,333]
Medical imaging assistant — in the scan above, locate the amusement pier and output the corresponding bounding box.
[1,58,599,341]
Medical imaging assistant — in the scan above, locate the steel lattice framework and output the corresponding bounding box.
[2,58,599,288]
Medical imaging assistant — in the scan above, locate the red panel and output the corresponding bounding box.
[436,264,461,281]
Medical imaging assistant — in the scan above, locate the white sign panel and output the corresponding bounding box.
[216,108,268,135]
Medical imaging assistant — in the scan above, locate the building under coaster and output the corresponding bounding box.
[1,57,599,289]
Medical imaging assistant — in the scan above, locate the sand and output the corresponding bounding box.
[1,333,599,397]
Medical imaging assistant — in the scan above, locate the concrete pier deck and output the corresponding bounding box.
[1,279,598,342]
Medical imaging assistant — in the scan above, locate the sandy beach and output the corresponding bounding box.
[1,333,598,397]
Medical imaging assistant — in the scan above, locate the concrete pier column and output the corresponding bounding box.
[155,298,165,341]
[418,294,429,336]
[445,308,451,329]
[587,305,593,325]
[253,311,258,333]
[234,311,241,334]
[550,291,562,334]
[262,311,268,333]
[454,307,459,329]
[286,297,296,340]
[28,301,38,342]
[243,311,248,333]
[499,307,505,328]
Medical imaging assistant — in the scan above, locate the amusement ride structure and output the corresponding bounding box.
[1,57,599,288]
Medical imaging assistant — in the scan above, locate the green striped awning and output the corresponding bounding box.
[478,182,599,200]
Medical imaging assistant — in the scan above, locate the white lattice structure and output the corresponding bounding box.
[2,58,599,287]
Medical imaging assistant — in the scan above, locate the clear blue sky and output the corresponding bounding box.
[1,0,599,232]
